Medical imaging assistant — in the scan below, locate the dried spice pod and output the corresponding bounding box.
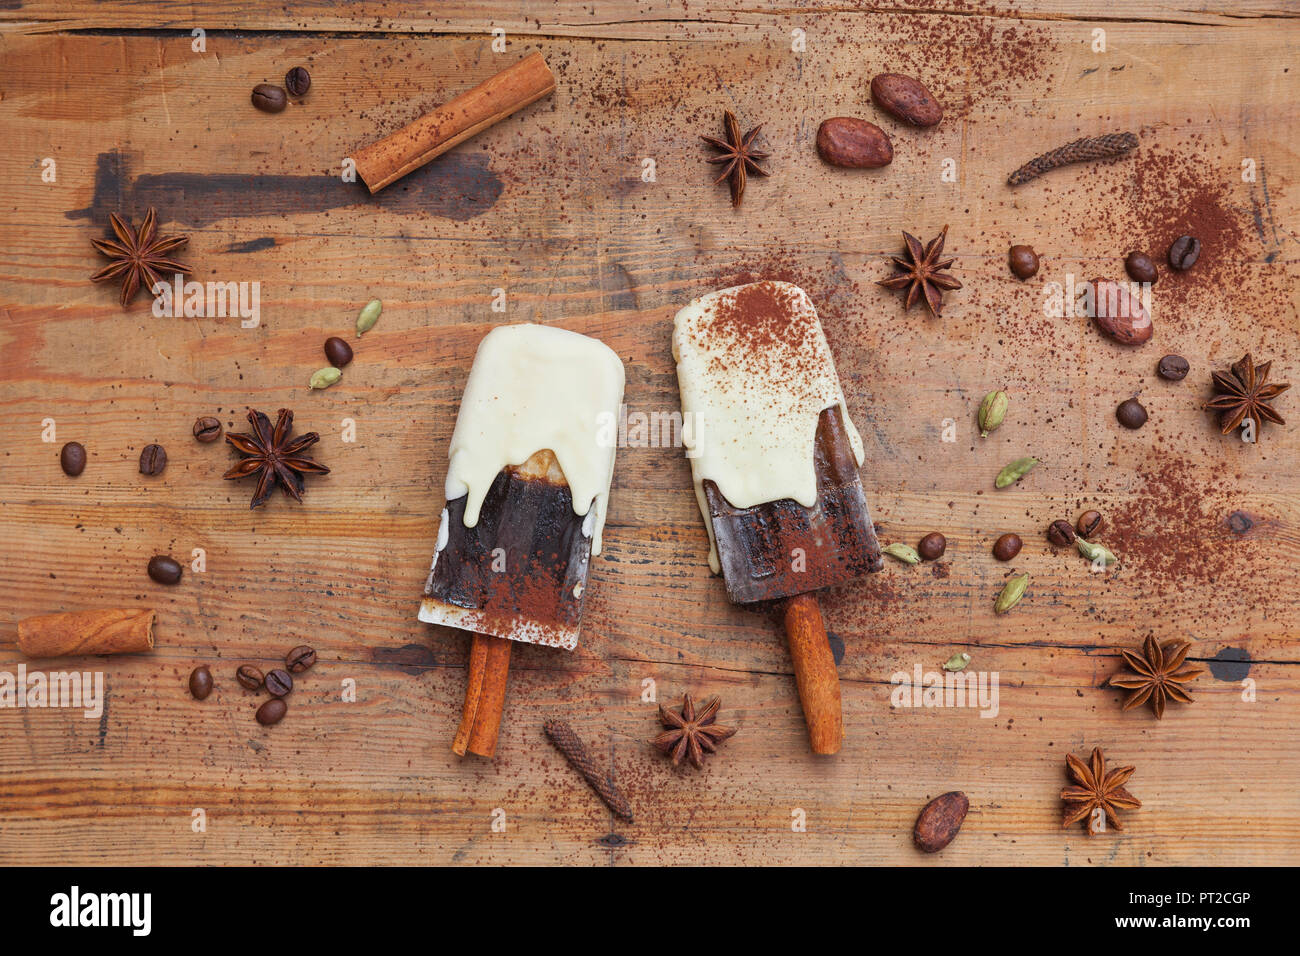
[356,299,382,337]
[878,225,961,318]
[309,367,342,390]
[545,720,634,820]
[651,694,736,770]
[1076,537,1118,567]
[1061,747,1140,833]
[1007,132,1138,186]
[883,543,921,565]
[913,791,969,852]
[978,390,1007,437]
[1206,353,1288,436]
[994,457,1038,488]
[994,573,1029,615]
[90,208,191,308]
[1109,636,1204,718]
[701,109,770,206]
[223,407,329,508]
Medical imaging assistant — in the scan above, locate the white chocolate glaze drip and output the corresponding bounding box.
[672,281,864,572]
[445,323,625,555]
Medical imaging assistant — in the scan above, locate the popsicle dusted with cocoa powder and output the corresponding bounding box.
[419,323,624,757]
[673,281,882,754]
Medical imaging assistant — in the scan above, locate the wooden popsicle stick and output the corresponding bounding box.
[781,592,843,755]
[452,632,513,757]
[354,52,556,193]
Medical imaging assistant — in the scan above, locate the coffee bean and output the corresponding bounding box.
[1124,251,1158,285]
[1046,519,1076,547]
[323,336,354,368]
[236,665,265,690]
[147,555,183,585]
[265,668,293,697]
[1076,510,1103,539]
[193,416,223,442]
[916,532,947,561]
[1116,397,1148,429]
[870,73,943,126]
[913,791,968,853]
[992,533,1022,561]
[256,697,287,726]
[60,442,86,477]
[139,443,167,476]
[285,66,311,98]
[1008,245,1039,280]
[1168,235,1201,271]
[189,665,213,700]
[251,84,287,113]
[815,117,893,168]
[1157,354,1189,381]
[286,645,317,673]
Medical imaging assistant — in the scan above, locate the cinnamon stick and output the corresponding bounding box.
[17,608,156,658]
[452,633,512,758]
[353,52,556,194]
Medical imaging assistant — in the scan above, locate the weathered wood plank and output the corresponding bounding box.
[0,11,1298,865]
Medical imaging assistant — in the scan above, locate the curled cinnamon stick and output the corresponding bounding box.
[16,608,156,658]
[353,52,556,194]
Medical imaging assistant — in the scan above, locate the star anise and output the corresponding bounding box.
[223,408,329,509]
[1109,635,1204,719]
[90,208,191,308]
[877,225,962,318]
[651,693,736,769]
[701,110,770,207]
[1061,747,1141,834]
[1206,353,1289,436]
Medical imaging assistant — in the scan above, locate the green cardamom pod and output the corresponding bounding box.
[309,366,342,390]
[883,543,921,565]
[978,390,1008,437]
[356,298,382,338]
[1076,537,1119,567]
[995,456,1039,488]
[942,652,971,672]
[994,573,1029,615]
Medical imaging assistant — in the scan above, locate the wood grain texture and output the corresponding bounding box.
[1,4,1298,865]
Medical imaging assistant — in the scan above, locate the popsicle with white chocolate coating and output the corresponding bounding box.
[673,281,881,754]
[419,323,625,756]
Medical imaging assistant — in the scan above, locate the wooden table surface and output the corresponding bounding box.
[2,1,1298,866]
